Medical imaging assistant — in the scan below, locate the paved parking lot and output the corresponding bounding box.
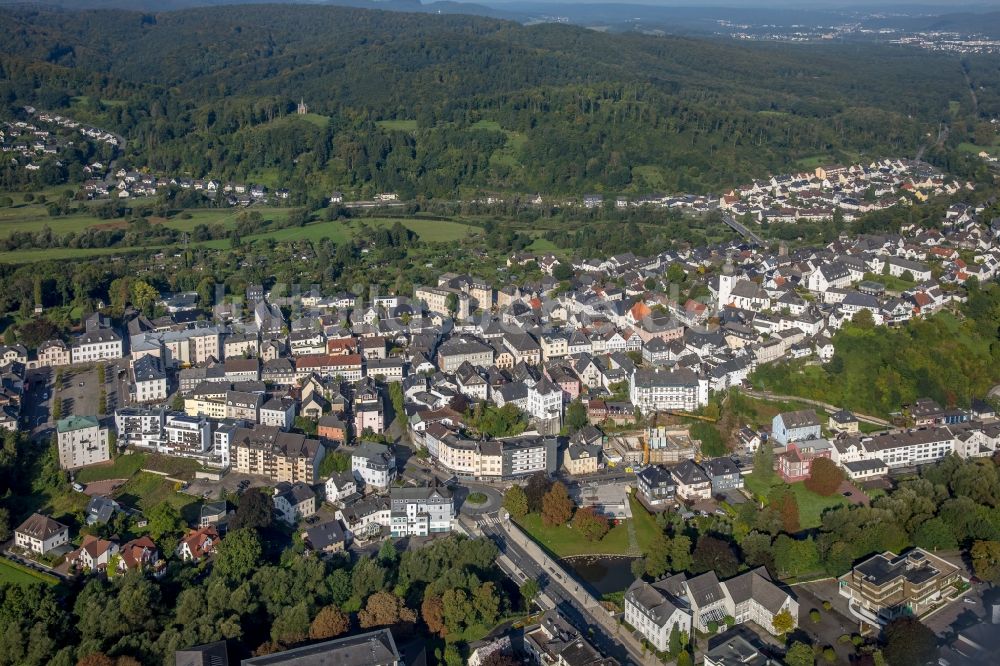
[185,472,272,500]
[791,580,865,661]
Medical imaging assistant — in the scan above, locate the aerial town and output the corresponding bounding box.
[0,163,997,665]
[3,3,1000,666]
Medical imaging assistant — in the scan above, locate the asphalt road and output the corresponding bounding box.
[472,515,646,666]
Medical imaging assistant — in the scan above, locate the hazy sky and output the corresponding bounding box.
[486,0,995,8]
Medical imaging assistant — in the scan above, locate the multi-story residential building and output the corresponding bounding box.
[636,465,676,506]
[831,427,958,469]
[778,438,833,482]
[627,568,798,647]
[295,353,364,382]
[828,409,859,434]
[389,485,455,537]
[260,397,296,430]
[354,381,385,435]
[499,435,558,478]
[630,367,708,414]
[272,482,317,524]
[223,331,259,359]
[352,442,396,489]
[564,441,601,475]
[324,470,357,503]
[56,415,110,469]
[771,409,821,445]
[699,457,744,494]
[232,425,325,483]
[131,354,167,403]
[224,357,260,383]
[15,513,69,555]
[160,325,223,367]
[71,326,122,364]
[337,496,391,539]
[437,338,494,372]
[526,377,562,434]
[523,611,611,666]
[35,339,71,368]
[624,577,693,652]
[115,407,221,466]
[672,459,713,500]
[838,548,962,625]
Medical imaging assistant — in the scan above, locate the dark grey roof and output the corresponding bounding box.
[672,459,710,486]
[303,520,346,551]
[776,409,820,429]
[175,640,230,666]
[241,628,399,665]
[699,457,740,478]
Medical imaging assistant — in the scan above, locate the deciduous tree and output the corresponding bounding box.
[541,482,574,527]
[502,485,528,520]
[571,506,609,541]
[358,591,416,628]
[309,606,349,640]
[882,617,937,666]
[213,528,262,581]
[804,458,844,496]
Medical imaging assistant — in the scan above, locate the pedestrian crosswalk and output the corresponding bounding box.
[476,514,502,527]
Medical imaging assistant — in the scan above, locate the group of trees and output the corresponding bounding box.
[0,3,977,201]
[0,529,515,666]
[754,282,1000,416]
[503,475,610,541]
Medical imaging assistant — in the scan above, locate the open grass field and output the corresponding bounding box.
[0,559,59,586]
[113,471,201,523]
[75,453,148,484]
[958,139,1000,156]
[376,119,418,131]
[518,512,632,557]
[472,119,526,170]
[517,496,660,557]
[0,245,159,263]
[632,165,667,189]
[743,474,848,529]
[239,216,477,245]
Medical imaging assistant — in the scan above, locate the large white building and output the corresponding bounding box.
[389,486,455,537]
[131,354,168,403]
[56,415,110,469]
[352,442,397,489]
[629,367,708,414]
[71,327,123,364]
[625,568,798,650]
[15,513,69,555]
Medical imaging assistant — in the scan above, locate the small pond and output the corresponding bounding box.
[562,555,639,596]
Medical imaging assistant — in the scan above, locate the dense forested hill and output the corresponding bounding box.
[0,4,981,197]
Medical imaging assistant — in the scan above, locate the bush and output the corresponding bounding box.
[822,600,832,611]
[809,608,821,622]
[467,492,487,505]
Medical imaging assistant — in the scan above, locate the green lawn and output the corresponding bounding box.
[632,165,667,189]
[376,119,418,131]
[517,495,661,557]
[75,453,148,483]
[0,559,59,586]
[629,495,661,553]
[743,474,847,529]
[0,245,162,264]
[113,472,201,522]
[240,216,476,245]
[518,513,633,557]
